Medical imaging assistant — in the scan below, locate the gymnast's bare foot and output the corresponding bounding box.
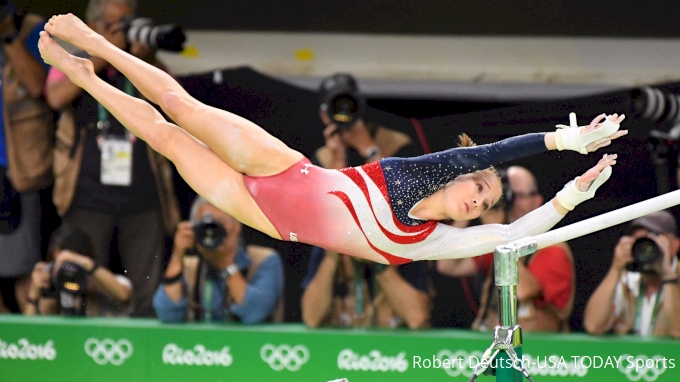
[44,13,101,56]
[38,32,93,89]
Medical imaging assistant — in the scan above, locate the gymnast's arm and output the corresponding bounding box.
[417,199,567,261]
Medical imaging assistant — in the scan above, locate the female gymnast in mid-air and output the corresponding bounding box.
[38,14,628,264]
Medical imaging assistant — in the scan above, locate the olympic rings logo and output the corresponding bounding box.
[436,350,484,378]
[260,343,309,371]
[84,338,133,366]
[618,354,668,382]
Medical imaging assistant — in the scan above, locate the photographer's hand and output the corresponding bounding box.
[648,234,679,281]
[165,222,194,278]
[130,41,154,62]
[341,120,381,162]
[28,262,50,298]
[323,124,348,169]
[54,250,95,273]
[612,236,635,271]
[24,262,51,315]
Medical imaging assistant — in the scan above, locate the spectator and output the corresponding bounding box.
[438,166,575,332]
[301,249,431,329]
[153,196,284,324]
[44,0,180,317]
[23,223,132,317]
[0,1,53,314]
[301,73,431,330]
[584,211,680,338]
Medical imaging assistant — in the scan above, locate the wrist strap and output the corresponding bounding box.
[363,145,380,160]
[162,272,183,284]
[662,276,679,285]
[87,262,100,275]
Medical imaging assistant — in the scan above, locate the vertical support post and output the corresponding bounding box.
[494,245,522,382]
[494,238,537,382]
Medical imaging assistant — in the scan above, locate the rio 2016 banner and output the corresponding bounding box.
[0,315,678,382]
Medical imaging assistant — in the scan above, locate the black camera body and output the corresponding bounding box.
[121,16,186,52]
[44,261,88,316]
[626,237,663,274]
[318,73,366,130]
[192,214,228,250]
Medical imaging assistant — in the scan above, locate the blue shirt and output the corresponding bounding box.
[153,246,284,324]
[0,21,50,167]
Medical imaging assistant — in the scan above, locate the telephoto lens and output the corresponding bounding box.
[192,214,228,250]
[53,261,88,316]
[318,73,366,130]
[121,16,186,52]
[631,86,680,137]
[626,237,663,274]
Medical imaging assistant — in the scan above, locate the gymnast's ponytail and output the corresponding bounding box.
[458,133,476,148]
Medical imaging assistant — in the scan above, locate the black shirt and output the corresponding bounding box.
[70,60,159,215]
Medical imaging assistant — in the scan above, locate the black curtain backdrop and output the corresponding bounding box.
[19,0,680,38]
[178,67,680,329]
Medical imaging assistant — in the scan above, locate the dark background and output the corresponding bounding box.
[17,0,680,330]
[16,0,680,38]
[177,67,678,331]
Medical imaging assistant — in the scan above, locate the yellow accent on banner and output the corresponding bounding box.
[180,45,200,58]
[295,49,315,61]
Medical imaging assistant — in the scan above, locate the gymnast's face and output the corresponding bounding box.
[444,171,502,221]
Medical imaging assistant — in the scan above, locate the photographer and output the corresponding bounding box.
[300,248,432,329]
[301,73,431,330]
[314,73,418,169]
[0,1,53,314]
[584,211,680,338]
[153,196,284,324]
[44,0,181,317]
[23,223,132,316]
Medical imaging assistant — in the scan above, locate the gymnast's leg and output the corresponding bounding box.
[43,14,303,177]
[37,32,281,238]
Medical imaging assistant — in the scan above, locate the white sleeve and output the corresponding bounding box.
[412,201,564,261]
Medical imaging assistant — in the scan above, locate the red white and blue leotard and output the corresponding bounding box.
[243,133,564,264]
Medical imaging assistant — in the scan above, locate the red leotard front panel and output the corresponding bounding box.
[243,159,439,264]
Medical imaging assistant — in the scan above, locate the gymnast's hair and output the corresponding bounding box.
[85,0,138,23]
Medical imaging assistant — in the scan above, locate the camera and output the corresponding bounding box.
[44,261,88,316]
[632,86,680,139]
[192,214,228,250]
[120,16,186,52]
[626,237,663,274]
[318,73,366,130]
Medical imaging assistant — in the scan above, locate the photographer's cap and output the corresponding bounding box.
[629,210,678,236]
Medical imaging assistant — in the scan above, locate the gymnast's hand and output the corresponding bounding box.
[580,114,627,152]
[575,153,617,192]
[554,113,627,154]
[556,153,617,211]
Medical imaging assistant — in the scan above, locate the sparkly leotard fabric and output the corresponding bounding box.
[243,133,564,264]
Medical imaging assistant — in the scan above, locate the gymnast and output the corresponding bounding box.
[37,14,628,265]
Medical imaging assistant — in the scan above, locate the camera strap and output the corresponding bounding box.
[634,281,664,336]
